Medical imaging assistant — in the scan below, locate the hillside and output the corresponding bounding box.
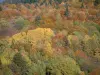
[0,0,100,75]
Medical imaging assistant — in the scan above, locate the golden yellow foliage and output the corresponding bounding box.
[80,71,85,75]
[71,2,82,8]
[83,35,91,42]
[9,28,54,55]
[7,4,17,9]
[44,41,54,56]
[9,32,26,42]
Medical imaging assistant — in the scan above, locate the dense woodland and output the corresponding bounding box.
[2,0,100,5]
[0,0,100,75]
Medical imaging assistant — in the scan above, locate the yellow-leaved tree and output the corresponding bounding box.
[9,28,54,56]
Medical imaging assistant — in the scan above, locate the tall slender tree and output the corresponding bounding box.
[64,0,70,17]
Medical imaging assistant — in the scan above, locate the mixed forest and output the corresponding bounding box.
[0,0,100,75]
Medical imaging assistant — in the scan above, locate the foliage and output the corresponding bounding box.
[90,68,100,75]
[10,28,54,55]
[94,0,100,6]
[0,1,100,75]
[0,5,2,11]
[14,17,30,31]
[0,39,9,54]
[3,67,13,75]
[13,51,31,68]
[46,55,81,75]
[28,51,81,75]
[13,51,32,75]
[0,19,10,30]
[7,4,17,9]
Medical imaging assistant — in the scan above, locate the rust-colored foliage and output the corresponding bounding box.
[90,68,100,75]
[86,2,94,8]
[0,9,20,18]
[20,8,28,16]
[0,1,100,75]
[88,9,98,16]
[94,18,100,25]
[72,10,87,21]
[75,50,88,59]
[40,16,56,28]
[53,33,65,40]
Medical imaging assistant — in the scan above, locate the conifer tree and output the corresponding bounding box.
[81,0,84,8]
[64,0,70,17]
[94,0,100,6]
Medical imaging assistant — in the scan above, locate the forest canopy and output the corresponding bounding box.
[1,0,100,6]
